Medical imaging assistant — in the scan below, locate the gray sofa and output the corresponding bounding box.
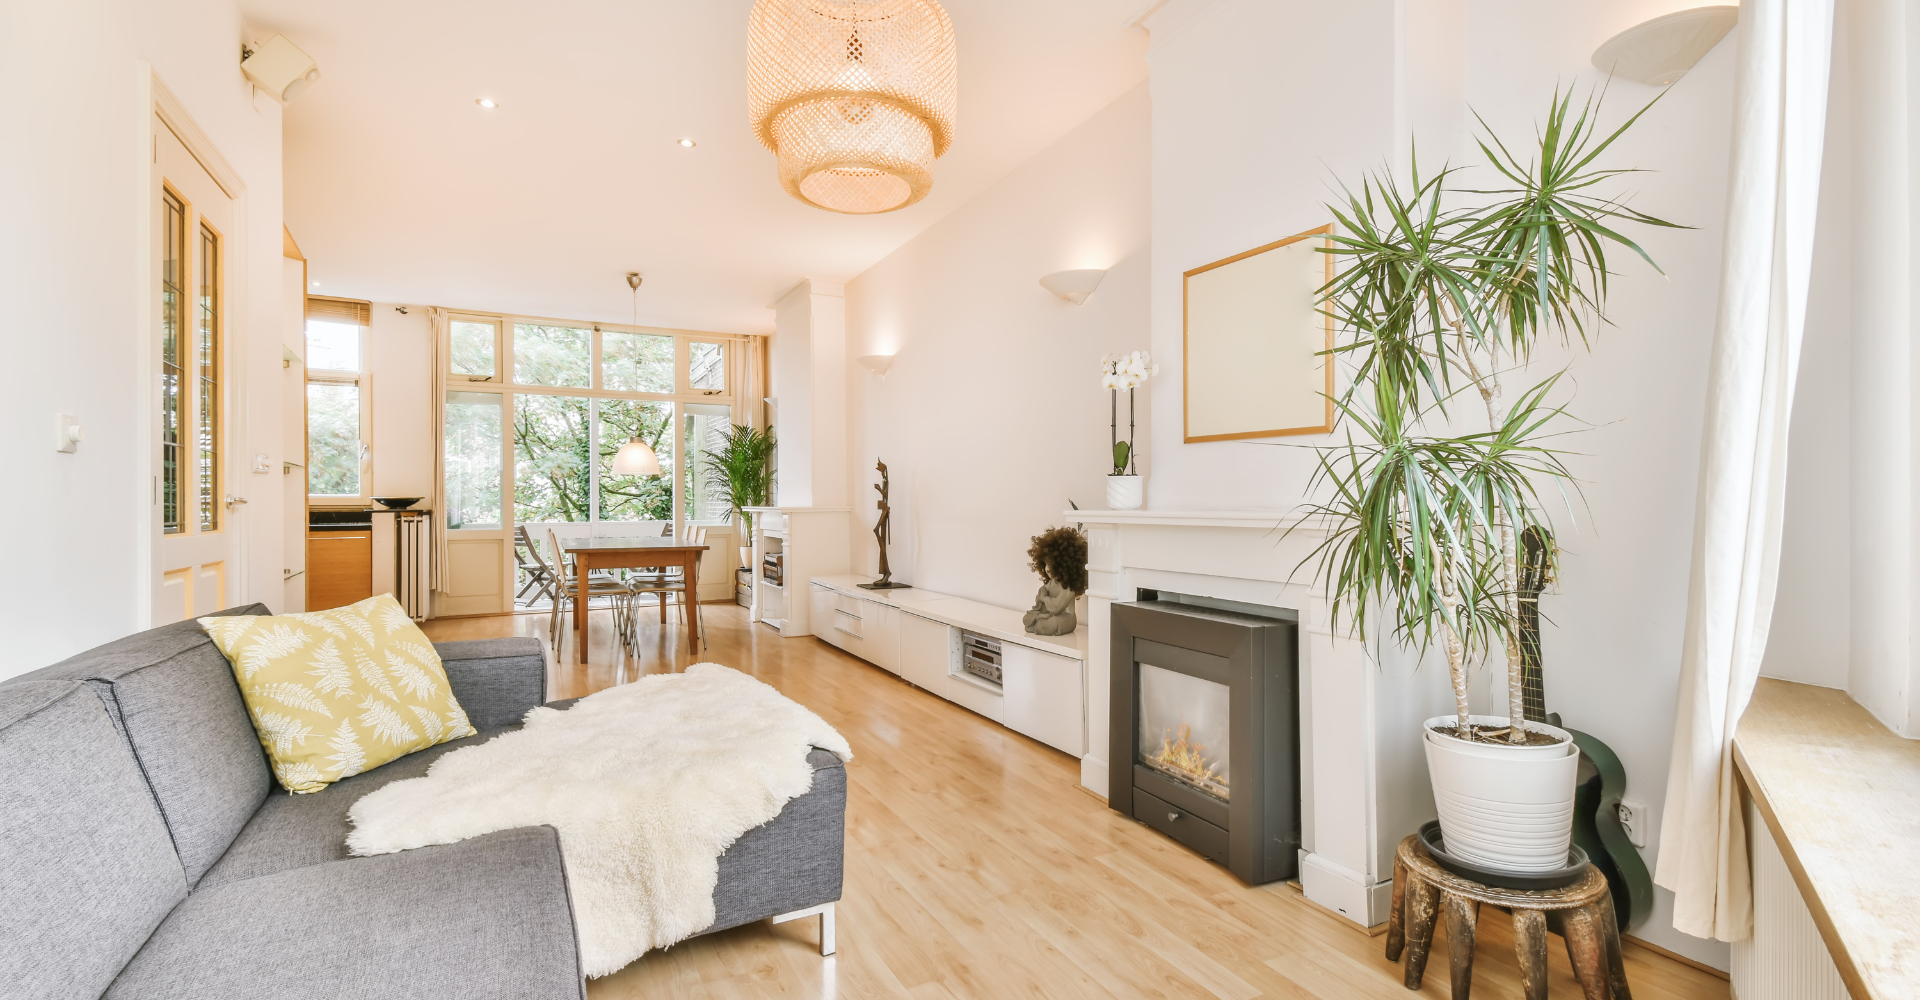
[0,605,846,999]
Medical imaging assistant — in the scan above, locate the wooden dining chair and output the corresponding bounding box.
[513,526,557,605]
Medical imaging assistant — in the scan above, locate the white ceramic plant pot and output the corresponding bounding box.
[1423,714,1579,873]
[1107,475,1144,510]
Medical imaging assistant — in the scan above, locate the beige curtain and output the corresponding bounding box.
[1655,0,1832,942]
[426,308,450,595]
[728,334,769,429]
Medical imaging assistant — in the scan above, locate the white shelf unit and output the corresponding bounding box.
[809,575,1089,757]
[745,507,851,638]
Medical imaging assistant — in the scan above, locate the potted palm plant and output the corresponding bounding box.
[702,424,776,567]
[1298,91,1679,874]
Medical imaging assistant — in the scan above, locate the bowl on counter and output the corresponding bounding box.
[372,497,423,510]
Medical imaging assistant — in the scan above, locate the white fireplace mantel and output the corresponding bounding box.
[1070,507,1448,929]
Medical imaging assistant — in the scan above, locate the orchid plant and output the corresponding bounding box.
[1101,351,1159,476]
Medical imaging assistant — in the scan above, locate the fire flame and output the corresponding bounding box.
[1152,723,1224,792]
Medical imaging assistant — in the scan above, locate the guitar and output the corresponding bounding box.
[1519,526,1652,932]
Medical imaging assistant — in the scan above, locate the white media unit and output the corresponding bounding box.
[808,575,1090,758]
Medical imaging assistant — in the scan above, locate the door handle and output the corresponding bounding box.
[225,495,249,509]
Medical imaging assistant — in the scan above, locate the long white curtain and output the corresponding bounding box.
[1656,0,1833,942]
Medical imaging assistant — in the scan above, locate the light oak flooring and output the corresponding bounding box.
[423,605,1729,1000]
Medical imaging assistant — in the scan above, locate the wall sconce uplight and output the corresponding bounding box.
[857,354,895,375]
[1039,268,1107,305]
[1591,6,1739,87]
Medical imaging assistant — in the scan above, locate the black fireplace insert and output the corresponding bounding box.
[1110,594,1300,885]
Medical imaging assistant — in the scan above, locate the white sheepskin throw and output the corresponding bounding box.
[345,663,852,977]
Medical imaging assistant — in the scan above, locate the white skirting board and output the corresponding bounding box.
[1300,850,1393,927]
[1731,800,1848,999]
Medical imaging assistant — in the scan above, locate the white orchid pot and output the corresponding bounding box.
[1107,475,1144,510]
[1423,714,1579,872]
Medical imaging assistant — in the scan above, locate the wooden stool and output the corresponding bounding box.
[1386,835,1631,1000]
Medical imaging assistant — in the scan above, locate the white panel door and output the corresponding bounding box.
[1001,643,1087,756]
[153,116,241,624]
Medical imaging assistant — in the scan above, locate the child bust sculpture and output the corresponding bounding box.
[1023,526,1089,637]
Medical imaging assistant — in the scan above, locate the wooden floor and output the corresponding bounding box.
[423,605,1729,1000]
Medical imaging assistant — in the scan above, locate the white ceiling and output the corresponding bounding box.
[242,1,1148,334]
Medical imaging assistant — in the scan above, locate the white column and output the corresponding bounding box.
[767,278,849,512]
[1846,0,1920,735]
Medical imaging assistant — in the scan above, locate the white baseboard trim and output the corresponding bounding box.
[1300,851,1393,927]
[1080,755,1109,797]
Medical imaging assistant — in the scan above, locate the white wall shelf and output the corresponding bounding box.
[745,506,850,637]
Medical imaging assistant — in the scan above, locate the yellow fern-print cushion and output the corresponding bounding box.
[200,594,477,793]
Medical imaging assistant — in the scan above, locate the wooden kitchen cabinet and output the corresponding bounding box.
[306,531,373,612]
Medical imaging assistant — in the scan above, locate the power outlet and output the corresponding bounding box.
[1618,801,1650,848]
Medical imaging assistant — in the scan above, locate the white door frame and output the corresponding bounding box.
[137,67,251,626]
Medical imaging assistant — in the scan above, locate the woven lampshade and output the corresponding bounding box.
[747,0,957,215]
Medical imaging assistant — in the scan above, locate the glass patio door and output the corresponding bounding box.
[435,317,737,616]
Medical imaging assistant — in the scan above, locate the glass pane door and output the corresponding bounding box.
[444,391,502,530]
[598,399,674,522]
[514,394,593,522]
[683,403,733,521]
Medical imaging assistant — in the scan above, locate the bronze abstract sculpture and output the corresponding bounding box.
[858,460,912,591]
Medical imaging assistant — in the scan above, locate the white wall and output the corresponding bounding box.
[1140,0,1751,969]
[365,304,435,499]
[843,84,1151,608]
[0,0,285,677]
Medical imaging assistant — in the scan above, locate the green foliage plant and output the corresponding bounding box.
[702,424,777,538]
[1299,89,1682,743]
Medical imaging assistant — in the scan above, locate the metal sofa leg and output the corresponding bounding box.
[771,902,836,957]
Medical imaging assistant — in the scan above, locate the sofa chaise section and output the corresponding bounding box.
[0,612,848,998]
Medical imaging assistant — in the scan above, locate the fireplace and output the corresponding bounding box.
[1110,593,1299,885]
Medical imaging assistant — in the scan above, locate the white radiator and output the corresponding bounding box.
[1731,800,1848,1000]
[396,512,431,621]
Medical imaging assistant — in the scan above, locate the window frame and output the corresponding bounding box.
[447,314,503,383]
[305,307,374,505]
[440,310,747,535]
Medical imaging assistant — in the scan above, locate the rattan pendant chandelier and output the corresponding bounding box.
[747,0,957,215]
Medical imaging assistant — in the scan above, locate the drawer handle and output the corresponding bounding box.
[1168,812,1181,822]
[833,625,860,637]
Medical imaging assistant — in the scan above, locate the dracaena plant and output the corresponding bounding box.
[1299,88,1682,743]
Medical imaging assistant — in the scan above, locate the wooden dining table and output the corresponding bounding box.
[560,536,709,661]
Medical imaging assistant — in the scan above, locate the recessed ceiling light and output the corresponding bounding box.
[677,138,697,147]
[476,98,498,109]
[310,281,320,288]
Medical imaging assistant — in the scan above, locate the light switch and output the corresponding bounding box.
[253,454,273,474]
[55,414,82,453]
